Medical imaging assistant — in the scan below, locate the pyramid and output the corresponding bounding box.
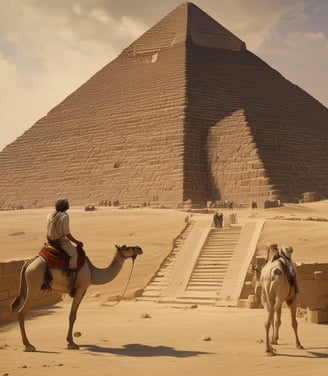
[1,2,328,209]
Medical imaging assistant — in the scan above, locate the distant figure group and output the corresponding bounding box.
[213,212,223,228]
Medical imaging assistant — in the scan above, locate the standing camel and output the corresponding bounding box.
[260,244,303,355]
[11,244,142,352]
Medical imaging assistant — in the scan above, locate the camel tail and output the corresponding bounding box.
[11,257,36,311]
[260,275,273,312]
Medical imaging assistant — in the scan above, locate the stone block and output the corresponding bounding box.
[0,290,9,301]
[0,264,5,276]
[248,294,260,307]
[314,271,325,280]
[319,264,328,272]
[302,263,317,273]
[307,308,328,324]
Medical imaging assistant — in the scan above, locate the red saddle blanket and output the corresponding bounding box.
[39,243,86,270]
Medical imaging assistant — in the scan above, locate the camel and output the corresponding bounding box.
[11,244,142,352]
[260,244,303,355]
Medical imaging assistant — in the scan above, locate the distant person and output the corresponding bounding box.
[47,198,84,295]
[252,201,257,209]
[218,212,223,228]
[213,212,223,228]
[213,212,220,227]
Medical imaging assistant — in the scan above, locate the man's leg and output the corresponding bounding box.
[61,241,78,296]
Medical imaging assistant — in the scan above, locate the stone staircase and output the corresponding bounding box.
[138,214,252,305]
[180,227,241,304]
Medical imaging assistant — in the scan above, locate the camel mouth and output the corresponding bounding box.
[136,246,143,255]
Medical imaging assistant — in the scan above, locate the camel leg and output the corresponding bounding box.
[289,300,303,349]
[66,288,86,349]
[17,285,40,352]
[263,300,276,355]
[271,303,282,345]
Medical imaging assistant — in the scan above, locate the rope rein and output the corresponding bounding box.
[104,253,136,307]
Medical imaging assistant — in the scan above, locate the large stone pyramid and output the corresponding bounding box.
[1,2,328,209]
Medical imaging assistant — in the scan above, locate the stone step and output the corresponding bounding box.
[200,249,234,253]
[142,290,164,297]
[188,281,223,286]
[187,284,222,290]
[182,290,217,298]
[193,266,228,270]
[192,270,227,274]
[191,275,227,280]
[157,297,217,305]
[196,259,231,264]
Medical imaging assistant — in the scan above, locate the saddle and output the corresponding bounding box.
[39,243,86,270]
[277,255,299,294]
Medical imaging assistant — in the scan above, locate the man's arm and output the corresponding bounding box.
[62,214,83,246]
[66,232,83,246]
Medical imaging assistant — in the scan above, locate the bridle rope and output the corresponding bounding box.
[104,248,137,307]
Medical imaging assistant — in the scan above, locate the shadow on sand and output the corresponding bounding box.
[80,343,212,358]
[275,347,328,359]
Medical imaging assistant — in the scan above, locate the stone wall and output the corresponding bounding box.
[0,260,62,323]
[297,263,328,323]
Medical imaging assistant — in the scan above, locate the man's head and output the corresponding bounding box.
[55,197,69,212]
[281,245,293,259]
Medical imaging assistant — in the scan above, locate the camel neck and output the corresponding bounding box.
[88,252,126,285]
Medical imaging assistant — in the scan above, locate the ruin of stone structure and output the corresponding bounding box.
[1,2,328,209]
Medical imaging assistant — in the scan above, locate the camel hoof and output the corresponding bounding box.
[67,342,79,350]
[297,344,304,350]
[24,344,36,352]
[266,346,276,356]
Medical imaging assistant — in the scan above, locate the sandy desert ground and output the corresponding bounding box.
[0,202,328,375]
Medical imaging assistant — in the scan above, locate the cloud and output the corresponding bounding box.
[199,0,300,52]
[0,51,47,148]
[0,0,147,150]
[303,31,326,41]
[256,1,328,108]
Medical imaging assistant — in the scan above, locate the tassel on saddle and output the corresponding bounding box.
[41,266,53,291]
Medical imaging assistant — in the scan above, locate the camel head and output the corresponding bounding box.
[115,244,143,259]
[265,243,279,263]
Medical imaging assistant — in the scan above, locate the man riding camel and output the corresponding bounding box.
[46,198,83,296]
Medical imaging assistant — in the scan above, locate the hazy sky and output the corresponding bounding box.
[1,0,327,151]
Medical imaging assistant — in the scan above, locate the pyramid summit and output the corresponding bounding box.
[123,2,246,54]
[1,2,328,209]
